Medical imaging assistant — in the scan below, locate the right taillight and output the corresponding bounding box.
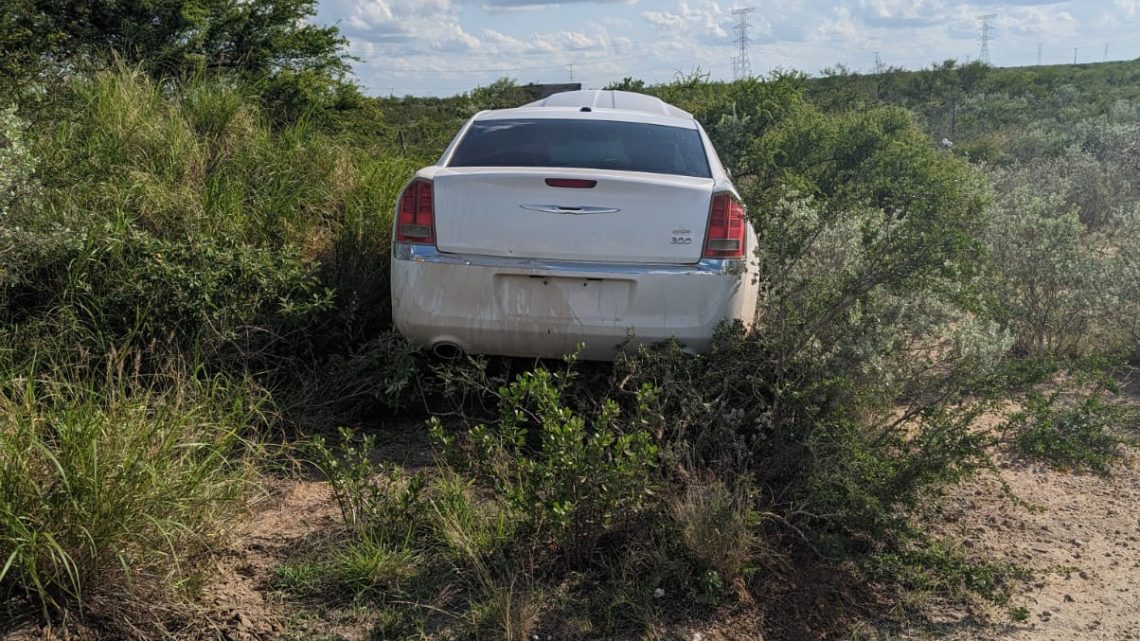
[703,192,746,259]
[395,179,435,244]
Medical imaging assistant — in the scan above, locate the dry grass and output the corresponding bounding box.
[670,476,759,583]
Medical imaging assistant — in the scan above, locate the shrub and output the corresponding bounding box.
[0,105,37,218]
[608,190,1013,550]
[1001,369,1135,474]
[431,367,659,562]
[306,426,427,534]
[985,168,1139,357]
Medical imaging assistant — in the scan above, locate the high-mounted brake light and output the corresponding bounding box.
[703,193,746,259]
[545,178,597,189]
[396,179,435,244]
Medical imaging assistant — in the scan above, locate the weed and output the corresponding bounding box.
[369,607,427,641]
[868,543,1028,606]
[0,352,261,618]
[669,476,759,583]
[273,563,328,596]
[331,534,421,598]
[470,577,541,641]
[428,472,513,564]
[1002,372,1135,474]
[305,427,427,533]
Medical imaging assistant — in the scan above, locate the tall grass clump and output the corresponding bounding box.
[4,67,417,381]
[0,350,262,620]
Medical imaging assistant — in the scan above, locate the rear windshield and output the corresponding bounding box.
[448,118,711,178]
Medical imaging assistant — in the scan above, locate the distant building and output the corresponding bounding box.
[525,83,582,100]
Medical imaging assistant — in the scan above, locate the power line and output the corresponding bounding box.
[732,8,755,81]
[977,14,996,64]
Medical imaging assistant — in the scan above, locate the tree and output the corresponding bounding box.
[1,0,347,88]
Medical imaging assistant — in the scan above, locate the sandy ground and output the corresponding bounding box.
[193,441,1140,641]
[925,451,1140,641]
[193,480,341,641]
[4,419,1138,641]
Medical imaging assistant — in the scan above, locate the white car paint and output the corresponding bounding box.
[391,90,759,360]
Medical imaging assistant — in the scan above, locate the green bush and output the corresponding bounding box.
[0,105,37,218]
[2,69,417,380]
[1002,373,1135,474]
[306,427,427,534]
[985,167,1140,358]
[604,188,1014,550]
[432,367,659,562]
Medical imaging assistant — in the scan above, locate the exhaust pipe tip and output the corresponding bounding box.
[431,341,464,360]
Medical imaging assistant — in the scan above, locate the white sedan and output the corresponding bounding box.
[390,89,758,360]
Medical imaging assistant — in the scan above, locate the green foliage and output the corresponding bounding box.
[603,185,1015,551]
[0,105,37,218]
[468,78,535,111]
[604,77,646,92]
[0,0,347,83]
[984,157,1140,358]
[1002,376,1135,475]
[653,73,810,178]
[0,352,260,616]
[306,427,427,534]
[1,70,416,385]
[869,543,1028,605]
[328,533,422,598]
[433,367,659,561]
[807,60,1140,150]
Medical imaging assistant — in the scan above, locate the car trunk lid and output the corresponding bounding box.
[432,168,713,264]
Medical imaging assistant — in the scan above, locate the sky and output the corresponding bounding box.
[312,0,1140,96]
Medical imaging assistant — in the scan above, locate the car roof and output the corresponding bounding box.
[525,90,693,118]
[473,90,698,129]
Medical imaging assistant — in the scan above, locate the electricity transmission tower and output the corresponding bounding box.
[874,51,884,74]
[731,8,755,81]
[1037,43,1042,65]
[977,14,996,64]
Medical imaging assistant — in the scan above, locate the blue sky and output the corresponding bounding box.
[313,1,1140,96]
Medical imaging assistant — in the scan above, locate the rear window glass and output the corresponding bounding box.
[448,118,711,178]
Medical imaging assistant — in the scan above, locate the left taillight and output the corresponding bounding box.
[395,179,435,244]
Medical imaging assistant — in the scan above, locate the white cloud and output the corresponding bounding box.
[319,0,1140,95]
[1114,0,1139,16]
[643,1,729,40]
